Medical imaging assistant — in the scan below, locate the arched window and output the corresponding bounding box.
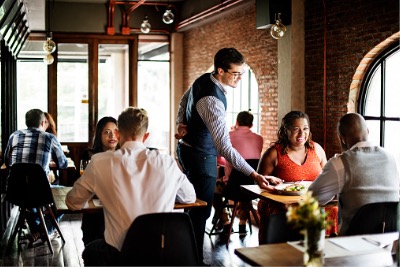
[358,42,400,167]
[225,68,260,133]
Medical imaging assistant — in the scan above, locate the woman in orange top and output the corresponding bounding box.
[257,111,338,244]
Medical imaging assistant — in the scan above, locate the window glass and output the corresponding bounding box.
[98,44,129,119]
[364,66,381,117]
[226,68,260,133]
[57,43,89,142]
[16,61,48,129]
[364,120,380,146]
[384,121,400,169]
[137,41,170,154]
[384,51,400,117]
[360,43,400,169]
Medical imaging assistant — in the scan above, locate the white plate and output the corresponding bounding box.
[273,181,312,196]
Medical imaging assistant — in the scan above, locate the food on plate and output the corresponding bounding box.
[284,184,306,192]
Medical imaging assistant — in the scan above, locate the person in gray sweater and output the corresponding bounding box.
[308,113,400,235]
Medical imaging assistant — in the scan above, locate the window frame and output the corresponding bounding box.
[358,42,400,147]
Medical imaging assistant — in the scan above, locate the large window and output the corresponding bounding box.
[359,43,400,167]
[98,44,129,119]
[137,39,170,154]
[57,43,89,142]
[17,41,48,130]
[225,68,260,133]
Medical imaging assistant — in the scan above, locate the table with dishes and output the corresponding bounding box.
[235,232,398,266]
[51,186,207,213]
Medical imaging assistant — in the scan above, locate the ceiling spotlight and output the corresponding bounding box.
[162,8,174,24]
[270,13,286,39]
[43,53,54,65]
[140,16,151,34]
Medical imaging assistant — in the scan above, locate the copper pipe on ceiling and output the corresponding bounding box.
[176,0,244,30]
[107,0,177,35]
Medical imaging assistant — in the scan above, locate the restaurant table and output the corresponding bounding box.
[235,232,398,266]
[51,186,207,214]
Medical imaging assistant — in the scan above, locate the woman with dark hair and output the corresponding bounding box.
[80,116,119,246]
[44,112,57,136]
[257,111,338,244]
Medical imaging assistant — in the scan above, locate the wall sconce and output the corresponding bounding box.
[140,16,151,34]
[162,7,174,24]
[270,13,286,39]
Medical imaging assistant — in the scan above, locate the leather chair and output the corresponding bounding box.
[119,212,200,266]
[264,211,302,244]
[5,163,65,254]
[345,201,399,236]
[208,159,260,247]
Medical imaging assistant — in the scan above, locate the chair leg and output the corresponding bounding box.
[37,208,53,254]
[250,206,260,227]
[226,201,239,248]
[45,205,65,244]
[7,208,26,252]
[207,198,228,236]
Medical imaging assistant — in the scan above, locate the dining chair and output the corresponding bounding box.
[208,159,260,247]
[345,201,399,236]
[264,211,302,244]
[5,163,65,254]
[118,212,200,266]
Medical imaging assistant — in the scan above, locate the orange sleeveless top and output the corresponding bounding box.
[273,143,322,182]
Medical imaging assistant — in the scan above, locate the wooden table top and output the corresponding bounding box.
[52,186,207,214]
[241,184,306,205]
[235,232,398,266]
[241,184,338,207]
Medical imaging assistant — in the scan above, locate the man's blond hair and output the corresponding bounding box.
[118,107,149,138]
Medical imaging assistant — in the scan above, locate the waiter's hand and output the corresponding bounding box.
[174,123,187,140]
[251,172,284,191]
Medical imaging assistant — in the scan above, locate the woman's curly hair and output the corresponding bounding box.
[273,111,314,154]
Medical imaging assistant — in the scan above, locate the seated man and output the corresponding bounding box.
[66,107,196,266]
[309,113,400,235]
[4,108,68,244]
[222,110,263,236]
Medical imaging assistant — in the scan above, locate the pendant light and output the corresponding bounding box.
[140,16,151,34]
[43,0,56,64]
[270,13,286,40]
[162,6,174,24]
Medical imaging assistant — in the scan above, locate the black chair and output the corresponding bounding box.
[345,201,399,236]
[264,211,302,244]
[5,163,65,254]
[119,212,200,266]
[208,159,260,247]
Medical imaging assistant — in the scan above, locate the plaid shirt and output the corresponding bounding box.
[4,128,68,175]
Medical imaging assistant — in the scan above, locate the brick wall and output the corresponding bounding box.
[182,0,399,158]
[305,0,399,158]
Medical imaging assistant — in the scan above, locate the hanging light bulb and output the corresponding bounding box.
[270,13,286,39]
[43,53,54,65]
[140,16,151,34]
[162,8,174,24]
[43,37,56,54]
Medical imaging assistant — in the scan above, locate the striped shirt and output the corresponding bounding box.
[176,73,255,176]
[4,128,68,175]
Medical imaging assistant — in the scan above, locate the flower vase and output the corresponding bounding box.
[303,228,325,267]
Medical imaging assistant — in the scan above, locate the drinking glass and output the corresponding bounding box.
[80,159,90,175]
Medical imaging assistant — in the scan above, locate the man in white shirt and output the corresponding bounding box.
[309,113,399,235]
[66,107,196,265]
